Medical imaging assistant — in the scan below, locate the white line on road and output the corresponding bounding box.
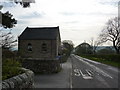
[79,70,93,79]
[73,55,113,79]
[74,69,81,76]
[86,69,93,76]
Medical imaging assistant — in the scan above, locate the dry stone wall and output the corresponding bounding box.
[22,59,61,73]
[2,68,34,89]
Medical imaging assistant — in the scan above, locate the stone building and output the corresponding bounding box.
[18,26,61,73]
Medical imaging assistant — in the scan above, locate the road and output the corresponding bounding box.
[70,54,120,88]
[34,58,71,88]
[34,54,120,89]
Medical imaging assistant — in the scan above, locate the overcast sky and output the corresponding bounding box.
[1,0,119,46]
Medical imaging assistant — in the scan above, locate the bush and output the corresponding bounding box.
[2,48,16,59]
[60,55,69,63]
[2,59,24,80]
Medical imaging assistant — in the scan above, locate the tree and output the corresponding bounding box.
[62,40,74,55]
[90,37,104,54]
[0,0,35,48]
[75,42,92,55]
[14,0,35,8]
[0,0,35,8]
[0,11,17,49]
[0,32,17,49]
[0,11,17,29]
[99,17,120,54]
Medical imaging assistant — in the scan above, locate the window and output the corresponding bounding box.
[41,43,47,52]
[27,43,32,51]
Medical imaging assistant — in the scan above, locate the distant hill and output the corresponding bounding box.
[96,46,115,51]
[10,47,18,51]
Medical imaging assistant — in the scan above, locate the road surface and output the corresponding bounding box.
[70,54,120,88]
[34,54,120,89]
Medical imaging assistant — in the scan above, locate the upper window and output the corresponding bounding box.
[41,43,47,52]
[27,43,32,51]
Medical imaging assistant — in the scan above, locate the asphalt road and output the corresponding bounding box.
[70,54,120,88]
[34,54,120,89]
[34,58,72,88]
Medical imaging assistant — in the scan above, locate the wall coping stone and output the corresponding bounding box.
[2,68,34,89]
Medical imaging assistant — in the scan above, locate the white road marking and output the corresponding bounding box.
[83,76,93,79]
[83,58,101,64]
[73,55,113,79]
[73,68,94,79]
[74,69,81,76]
[79,70,93,79]
[86,69,93,76]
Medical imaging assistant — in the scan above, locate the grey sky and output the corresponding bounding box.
[0,0,119,46]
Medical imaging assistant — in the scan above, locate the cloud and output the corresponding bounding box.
[60,12,117,17]
[60,12,78,16]
[97,0,119,6]
[63,21,79,24]
[17,19,30,24]
[0,1,16,7]
[1,0,118,46]
[19,11,44,19]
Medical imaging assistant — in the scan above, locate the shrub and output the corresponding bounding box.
[2,48,16,59]
[60,55,69,63]
[2,58,24,80]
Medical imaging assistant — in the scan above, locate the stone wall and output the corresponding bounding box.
[18,40,57,60]
[2,68,34,89]
[22,59,61,73]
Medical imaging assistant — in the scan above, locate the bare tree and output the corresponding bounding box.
[90,37,104,54]
[99,17,120,54]
[0,31,17,49]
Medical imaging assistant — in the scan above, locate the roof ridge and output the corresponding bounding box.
[27,26,59,29]
[19,26,60,40]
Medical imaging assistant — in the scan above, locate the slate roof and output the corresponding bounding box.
[19,26,60,40]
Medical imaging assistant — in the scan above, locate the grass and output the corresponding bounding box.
[79,54,120,68]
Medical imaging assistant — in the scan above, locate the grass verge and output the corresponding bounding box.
[79,54,120,68]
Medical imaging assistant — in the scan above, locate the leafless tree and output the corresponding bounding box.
[90,37,104,54]
[99,17,120,54]
[0,30,17,49]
